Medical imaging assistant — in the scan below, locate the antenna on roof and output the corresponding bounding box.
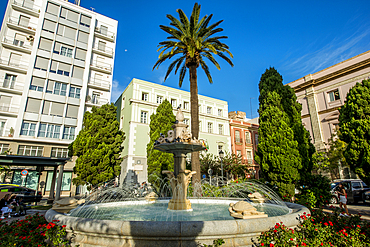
[90,7,95,12]
[74,0,80,6]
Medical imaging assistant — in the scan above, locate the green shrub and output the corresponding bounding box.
[296,174,331,208]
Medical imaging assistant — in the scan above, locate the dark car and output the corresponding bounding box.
[364,190,370,204]
[330,179,370,204]
[0,184,42,203]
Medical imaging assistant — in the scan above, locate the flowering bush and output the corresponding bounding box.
[0,213,71,247]
[257,207,370,246]
[296,174,331,208]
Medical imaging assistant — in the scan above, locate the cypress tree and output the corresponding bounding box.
[70,103,125,187]
[339,79,370,185]
[146,99,176,187]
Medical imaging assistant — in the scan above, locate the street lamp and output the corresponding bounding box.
[219,150,224,180]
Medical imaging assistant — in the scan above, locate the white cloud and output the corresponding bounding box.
[110,79,123,103]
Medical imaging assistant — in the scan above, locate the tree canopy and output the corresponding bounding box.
[153,3,233,183]
[70,104,124,188]
[339,79,370,185]
[146,100,176,188]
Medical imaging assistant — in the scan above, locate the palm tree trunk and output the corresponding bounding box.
[189,65,201,185]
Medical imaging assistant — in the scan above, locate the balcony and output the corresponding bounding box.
[90,60,112,74]
[2,36,33,54]
[0,57,28,73]
[85,96,109,107]
[88,78,111,91]
[94,27,115,42]
[92,44,114,58]
[0,78,24,95]
[7,17,37,35]
[12,0,40,17]
[0,104,19,117]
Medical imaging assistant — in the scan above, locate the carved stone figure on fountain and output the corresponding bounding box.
[228,201,267,219]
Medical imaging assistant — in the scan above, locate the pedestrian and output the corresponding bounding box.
[0,194,12,219]
[11,195,25,216]
[337,183,349,216]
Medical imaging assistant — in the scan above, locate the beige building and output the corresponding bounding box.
[0,0,117,198]
[287,50,370,178]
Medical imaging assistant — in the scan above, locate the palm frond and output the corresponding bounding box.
[217,52,234,67]
[153,50,182,70]
[159,25,183,40]
[190,3,201,37]
[203,52,221,70]
[199,58,213,84]
[198,19,223,37]
[164,56,185,81]
[179,64,187,87]
[166,14,187,35]
[174,56,185,74]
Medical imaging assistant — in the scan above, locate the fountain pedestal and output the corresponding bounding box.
[153,107,205,211]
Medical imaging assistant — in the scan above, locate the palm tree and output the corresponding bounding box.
[153,3,233,183]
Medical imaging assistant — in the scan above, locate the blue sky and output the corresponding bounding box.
[1,0,369,118]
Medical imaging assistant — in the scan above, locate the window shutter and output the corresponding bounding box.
[31,77,45,87]
[100,26,108,35]
[66,105,78,118]
[50,61,58,72]
[47,80,55,92]
[19,16,30,27]
[80,15,91,26]
[35,57,49,70]
[15,33,26,42]
[46,2,59,16]
[68,10,79,23]
[43,19,56,32]
[64,26,76,40]
[0,95,11,105]
[75,48,86,61]
[98,41,106,51]
[77,31,89,43]
[53,42,61,53]
[50,102,64,116]
[57,24,65,36]
[58,63,70,72]
[25,98,41,113]
[39,38,52,51]
[72,66,84,79]
[9,53,21,65]
[42,101,50,114]
[60,8,67,18]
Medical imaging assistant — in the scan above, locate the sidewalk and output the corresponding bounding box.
[324,204,370,221]
[1,209,48,224]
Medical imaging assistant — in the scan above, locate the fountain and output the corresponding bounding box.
[45,107,310,246]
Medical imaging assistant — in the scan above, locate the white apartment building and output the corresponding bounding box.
[0,0,117,198]
[115,79,232,185]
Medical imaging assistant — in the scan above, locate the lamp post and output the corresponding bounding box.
[219,150,224,180]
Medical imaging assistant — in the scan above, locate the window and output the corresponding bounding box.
[100,25,108,35]
[46,2,59,16]
[80,15,91,27]
[66,105,78,119]
[218,145,223,154]
[29,77,44,91]
[75,48,86,61]
[245,132,251,144]
[51,147,69,158]
[25,98,41,113]
[352,182,361,189]
[38,123,61,139]
[57,24,76,40]
[38,38,52,51]
[255,134,259,145]
[0,122,5,137]
[72,66,84,79]
[42,101,64,117]
[50,61,70,76]
[207,107,212,114]
[246,151,253,164]
[218,124,223,135]
[63,126,75,140]
[236,150,242,156]
[328,89,340,102]
[199,121,202,131]
[142,93,148,101]
[17,145,43,156]
[46,81,67,96]
[4,74,16,89]
[235,130,240,143]
[98,40,106,51]
[207,123,213,133]
[69,86,81,99]
[0,143,9,154]
[53,42,73,57]
[12,170,39,189]
[46,171,72,191]
[13,33,26,47]
[183,102,189,110]
[18,15,30,28]
[42,19,56,33]
[0,95,11,112]
[171,99,177,108]
[77,31,89,43]
[34,56,49,71]
[9,53,21,66]
[141,111,147,124]
[362,182,368,189]
[60,7,79,23]
[218,109,222,117]
[184,119,189,125]
[156,95,163,104]
[20,122,36,136]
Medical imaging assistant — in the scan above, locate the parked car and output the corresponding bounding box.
[0,184,42,203]
[330,179,370,204]
[364,190,370,204]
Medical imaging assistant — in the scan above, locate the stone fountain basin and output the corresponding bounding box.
[45,201,309,247]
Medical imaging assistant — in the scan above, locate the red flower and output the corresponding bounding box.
[290,238,293,241]
[270,244,274,247]
[62,225,66,228]
[320,243,323,246]
[273,230,277,233]
[261,244,264,246]
[324,222,328,226]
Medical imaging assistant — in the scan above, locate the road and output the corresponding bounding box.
[325,202,370,220]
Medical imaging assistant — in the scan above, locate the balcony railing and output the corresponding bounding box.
[12,0,40,13]
[1,79,23,91]
[93,44,114,56]
[90,60,112,73]
[94,27,115,40]
[3,36,33,50]
[8,17,37,31]
[0,104,19,114]
[88,78,111,90]
[86,97,109,106]
[0,57,28,71]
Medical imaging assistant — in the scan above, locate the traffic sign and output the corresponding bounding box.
[21,169,28,176]
[208,168,213,175]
